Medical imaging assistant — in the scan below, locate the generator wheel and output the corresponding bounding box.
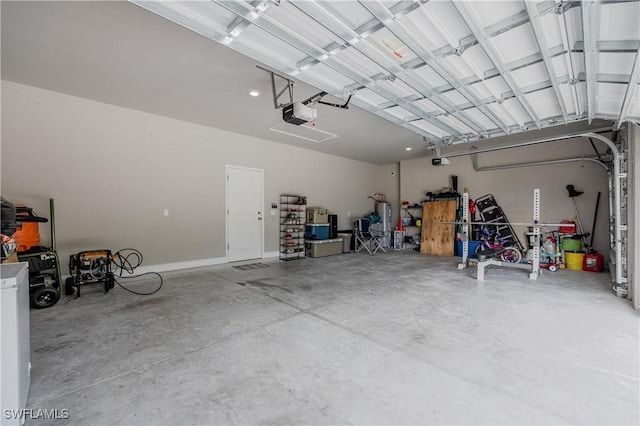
[64,277,75,295]
[31,288,60,309]
[105,273,115,293]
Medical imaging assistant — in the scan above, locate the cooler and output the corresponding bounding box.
[305,238,343,258]
[306,208,329,224]
[305,223,330,240]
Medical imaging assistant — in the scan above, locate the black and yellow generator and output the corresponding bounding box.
[66,250,115,298]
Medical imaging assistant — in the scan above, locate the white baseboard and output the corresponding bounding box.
[116,253,281,277]
[62,253,281,281]
[116,256,228,277]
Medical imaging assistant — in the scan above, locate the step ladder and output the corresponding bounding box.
[474,194,524,252]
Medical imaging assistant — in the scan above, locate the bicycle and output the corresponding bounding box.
[474,226,522,263]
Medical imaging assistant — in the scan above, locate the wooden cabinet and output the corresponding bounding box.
[420,200,457,256]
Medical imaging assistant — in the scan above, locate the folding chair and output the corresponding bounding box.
[354,218,387,255]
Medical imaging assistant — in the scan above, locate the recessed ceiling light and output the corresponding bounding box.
[405,147,413,151]
[248,89,261,97]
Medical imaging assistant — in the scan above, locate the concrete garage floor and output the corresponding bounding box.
[26,251,638,425]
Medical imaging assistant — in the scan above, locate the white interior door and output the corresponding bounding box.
[226,165,264,262]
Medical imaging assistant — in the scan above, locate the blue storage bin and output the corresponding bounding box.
[455,240,482,257]
[305,223,330,240]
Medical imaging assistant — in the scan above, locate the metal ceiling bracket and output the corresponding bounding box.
[301,91,352,110]
[257,66,294,109]
[615,49,640,129]
[581,1,599,124]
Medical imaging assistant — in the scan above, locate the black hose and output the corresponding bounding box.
[110,248,163,295]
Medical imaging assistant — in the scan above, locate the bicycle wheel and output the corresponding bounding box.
[500,248,522,263]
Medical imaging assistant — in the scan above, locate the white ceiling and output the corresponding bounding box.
[2,1,638,165]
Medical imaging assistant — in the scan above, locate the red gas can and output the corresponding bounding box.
[583,252,604,272]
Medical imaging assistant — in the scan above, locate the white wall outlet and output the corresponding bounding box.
[163,209,169,217]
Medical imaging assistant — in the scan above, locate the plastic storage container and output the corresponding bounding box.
[456,240,482,257]
[305,238,343,258]
[337,233,351,253]
[562,238,582,252]
[565,252,585,270]
[306,208,329,224]
[305,223,330,240]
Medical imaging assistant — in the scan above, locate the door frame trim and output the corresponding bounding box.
[225,164,265,263]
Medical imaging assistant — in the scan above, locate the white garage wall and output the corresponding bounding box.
[400,138,612,260]
[375,163,401,228]
[1,81,379,272]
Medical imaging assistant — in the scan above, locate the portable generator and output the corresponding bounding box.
[13,199,63,309]
[66,250,115,298]
[18,250,62,308]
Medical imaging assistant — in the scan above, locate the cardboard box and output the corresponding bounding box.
[2,253,18,264]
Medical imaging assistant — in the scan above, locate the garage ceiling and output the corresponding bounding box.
[134,0,640,148]
[2,1,638,164]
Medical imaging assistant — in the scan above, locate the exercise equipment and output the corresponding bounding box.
[454,189,565,281]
